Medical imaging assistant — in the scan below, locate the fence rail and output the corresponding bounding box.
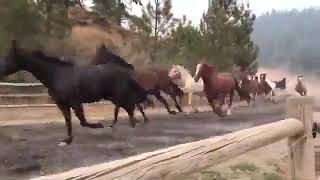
[0,82,43,86]
[32,96,316,180]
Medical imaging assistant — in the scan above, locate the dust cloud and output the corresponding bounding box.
[258,67,320,99]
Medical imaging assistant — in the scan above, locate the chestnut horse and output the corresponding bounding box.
[194,61,250,117]
[91,44,184,117]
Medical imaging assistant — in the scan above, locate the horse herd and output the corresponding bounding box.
[0,40,307,146]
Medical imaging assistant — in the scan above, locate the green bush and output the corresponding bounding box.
[263,172,282,180]
[230,161,259,172]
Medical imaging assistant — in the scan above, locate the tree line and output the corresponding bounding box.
[252,8,320,75]
[0,0,257,74]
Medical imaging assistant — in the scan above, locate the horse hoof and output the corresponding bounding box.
[58,137,73,146]
[227,109,231,115]
[96,123,104,128]
[108,125,113,129]
[169,111,176,115]
[193,109,200,113]
[58,142,68,147]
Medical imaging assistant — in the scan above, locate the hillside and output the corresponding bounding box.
[252,8,320,75]
[5,7,153,83]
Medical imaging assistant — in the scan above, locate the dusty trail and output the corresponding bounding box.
[0,96,287,180]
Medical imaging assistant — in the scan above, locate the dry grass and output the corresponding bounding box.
[67,24,151,65]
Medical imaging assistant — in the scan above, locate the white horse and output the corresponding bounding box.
[169,65,205,112]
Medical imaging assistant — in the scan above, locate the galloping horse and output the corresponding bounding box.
[239,75,259,101]
[273,78,286,90]
[194,61,250,117]
[258,74,276,96]
[91,44,184,117]
[169,65,205,112]
[2,40,148,145]
[295,75,307,96]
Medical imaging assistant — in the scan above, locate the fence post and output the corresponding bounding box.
[286,96,315,180]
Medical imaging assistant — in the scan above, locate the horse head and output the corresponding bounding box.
[194,61,216,82]
[169,65,182,80]
[93,43,134,70]
[298,75,303,82]
[260,73,266,82]
[0,40,22,77]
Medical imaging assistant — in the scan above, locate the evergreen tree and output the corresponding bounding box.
[200,3,258,70]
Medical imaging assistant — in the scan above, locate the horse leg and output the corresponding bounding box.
[271,90,276,103]
[56,103,73,146]
[123,105,136,128]
[193,95,200,113]
[136,103,149,124]
[207,98,222,116]
[227,91,234,115]
[154,90,176,115]
[72,104,104,128]
[216,95,226,117]
[188,92,193,105]
[170,94,183,112]
[109,105,120,128]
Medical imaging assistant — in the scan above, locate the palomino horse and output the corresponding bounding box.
[91,44,184,117]
[2,40,148,145]
[169,65,205,112]
[295,75,307,96]
[194,61,250,117]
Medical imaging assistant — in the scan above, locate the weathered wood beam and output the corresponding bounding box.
[286,96,315,180]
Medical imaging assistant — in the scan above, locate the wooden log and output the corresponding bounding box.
[286,96,315,180]
[33,118,304,180]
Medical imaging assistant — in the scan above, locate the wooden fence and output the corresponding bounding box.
[29,96,316,180]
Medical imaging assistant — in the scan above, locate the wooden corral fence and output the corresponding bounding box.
[29,96,316,180]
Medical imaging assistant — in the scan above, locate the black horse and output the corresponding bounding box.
[273,78,286,90]
[92,44,134,70]
[91,44,184,118]
[2,40,148,145]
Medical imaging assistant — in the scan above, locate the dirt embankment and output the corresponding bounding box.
[6,7,152,83]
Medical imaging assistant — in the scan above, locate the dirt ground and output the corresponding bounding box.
[0,96,291,180]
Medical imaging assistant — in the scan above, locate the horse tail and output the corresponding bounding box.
[128,78,148,103]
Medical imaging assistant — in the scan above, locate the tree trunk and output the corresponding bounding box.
[116,0,122,26]
[154,0,159,40]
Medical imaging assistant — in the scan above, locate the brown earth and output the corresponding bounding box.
[0,96,289,180]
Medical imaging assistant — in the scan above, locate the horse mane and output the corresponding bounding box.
[93,44,134,69]
[31,50,74,66]
[172,65,193,80]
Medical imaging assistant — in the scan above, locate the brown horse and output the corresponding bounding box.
[240,75,259,101]
[295,75,307,96]
[194,61,250,117]
[258,73,275,96]
[92,44,184,116]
